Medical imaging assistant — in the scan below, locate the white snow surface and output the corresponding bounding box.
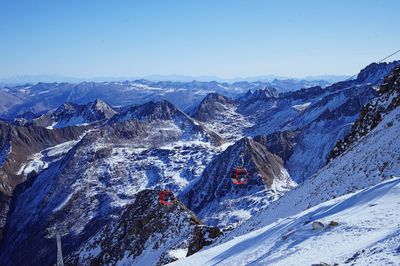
[170,177,400,266]
[291,102,311,111]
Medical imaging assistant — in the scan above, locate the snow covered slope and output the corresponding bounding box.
[0,122,86,239]
[170,177,400,266]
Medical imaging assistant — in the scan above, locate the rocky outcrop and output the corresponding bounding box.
[329,65,400,161]
[187,225,222,256]
[253,131,299,162]
[66,190,221,266]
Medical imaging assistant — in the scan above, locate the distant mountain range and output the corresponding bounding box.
[0,73,349,85]
[0,79,336,119]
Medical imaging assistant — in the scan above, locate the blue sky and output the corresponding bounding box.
[1,0,399,79]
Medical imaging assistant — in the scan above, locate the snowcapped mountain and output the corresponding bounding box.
[329,64,400,161]
[110,100,223,146]
[355,60,400,84]
[191,93,237,122]
[191,93,253,142]
[15,99,118,129]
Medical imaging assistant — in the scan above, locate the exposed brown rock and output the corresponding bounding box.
[187,225,222,256]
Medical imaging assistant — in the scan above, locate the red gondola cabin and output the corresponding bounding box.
[230,168,249,185]
[159,190,176,206]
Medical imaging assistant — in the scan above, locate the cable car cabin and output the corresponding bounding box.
[159,190,176,206]
[230,168,249,185]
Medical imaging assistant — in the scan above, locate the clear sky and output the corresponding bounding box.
[1,0,399,79]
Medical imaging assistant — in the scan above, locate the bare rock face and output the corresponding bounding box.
[329,65,400,161]
[66,190,221,266]
[187,225,222,256]
[253,131,299,162]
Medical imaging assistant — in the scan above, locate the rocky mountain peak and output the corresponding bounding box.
[192,93,236,122]
[32,99,118,128]
[240,87,279,101]
[87,99,118,119]
[356,60,400,84]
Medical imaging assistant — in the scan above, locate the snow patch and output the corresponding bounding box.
[292,102,311,111]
